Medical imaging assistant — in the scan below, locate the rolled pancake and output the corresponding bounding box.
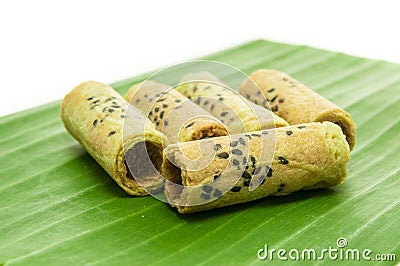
[239,69,356,150]
[176,73,289,134]
[61,81,165,196]
[163,122,350,213]
[125,81,228,143]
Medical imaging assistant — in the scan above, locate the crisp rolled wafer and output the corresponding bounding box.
[176,74,289,134]
[163,122,350,213]
[239,69,356,150]
[125,81,228,143]
[61,81,166,196]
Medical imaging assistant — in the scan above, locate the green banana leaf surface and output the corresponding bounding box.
[1,40,399,265]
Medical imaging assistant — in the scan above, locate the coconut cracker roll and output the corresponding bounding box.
[61,81,166,196]
[124,80,228,143]
[176,73,289,134]
[239,69,356,150]
[163,122,350,213]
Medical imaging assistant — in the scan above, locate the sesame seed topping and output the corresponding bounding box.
[201,193,210,200]
[279,98,285,103]
[159,111,165,119]
[271,105,278,112]
[252,167,261,175]
[232,149,243,155]
[214,144,222,151]
[213,189,222,198]
[220,111,228,117]
[286,131,293,136]
[93,119,98,127]
[270,95,278,103]
[298,125,306,129]
[230,141,238,147]
[230,186,241,192]
[217,152,229,159]
[87,97,94,101]
[108,131,116,137]
[242,172,251,179]
[185,122,195,128]
[267,88,275,93]
[203,185,212,193]
[239,137,246,145]
[278,156,288,164]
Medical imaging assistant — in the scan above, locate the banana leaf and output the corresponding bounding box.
[0,40,399,265]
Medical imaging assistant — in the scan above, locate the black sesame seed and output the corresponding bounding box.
[232,149,243,155]
[214,144,222,151]
[149,111,153,116]
[156,122,160,126]
[263,99,268,106]
[187,96,192,100]
[175,105,182,109]
[239,137,246,145]
[257,90,261,95]
[213,189,222,198]
[155,107,160,113]
[174,99,181,103]
[193,86,198,92]
[298,125,306,129]
[250,156,256,166]
[277,187,284,192]
[230,141,238,147]
[87,97,94,101]
[243,180,250,187]
[246,94,250,99]
[162,104,168,108]
[267,88,275,93]
[220,111,228,117]
[204,85,211,90]
[217,152,229,159]
[229,117,234,122]
[283,77,288,81]
[185,122,195,128]
[89,105,98,110]
[135,99,141,103]
[242,172,251,179]
[156,98,165,102]
[159,111,165,119]
[254,100,258,105]
[232,159,239,165]
[279,98,285,103]
[280,183,286,187]
[242,157,247,165]
[230,186,241,192]
[92,100,100,104]
[218,97,224,101]
[271,105,278,112]
[270,95,278,103]
[201,193,210,200]
[286,131,293,136]
[120,115,126,119]
[164,120,168,126]
[111,105,120,109]
[278,156,289,164]
[203,100,209,106]
[144,94,148,98]
[251,133,261,137]
[210,104,215,112]
[214,174,221,180]
[262,131,268,135]
[93,119,98,127]
[102,107,108,112]
[108,108,114,113]
[108,131,116,137]
[154,94,160,97]
[252,167,261,175]
[203,185,212,193]
[265,166,273,177]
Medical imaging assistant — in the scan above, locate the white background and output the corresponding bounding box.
[0,0,399,117]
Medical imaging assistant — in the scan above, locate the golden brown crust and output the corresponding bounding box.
[125,81,228,143]
[61,81,165,196]
[163,122,350,213]
[239,69,356,150]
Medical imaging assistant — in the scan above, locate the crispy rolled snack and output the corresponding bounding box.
[239,69,356,150]
[163,122,350,213]
[61,81,165,196]
[125,81,228,143]
[176,75,289,134]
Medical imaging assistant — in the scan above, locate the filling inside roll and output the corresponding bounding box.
[124,141,164,193]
